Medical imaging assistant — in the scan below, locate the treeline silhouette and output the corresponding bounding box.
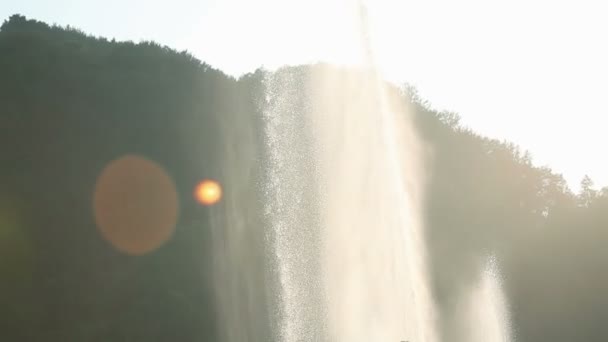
[1,14,607,342]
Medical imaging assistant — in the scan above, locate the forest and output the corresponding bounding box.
[1,14,607,342]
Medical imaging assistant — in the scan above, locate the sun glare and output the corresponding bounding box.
[195,179,223,206]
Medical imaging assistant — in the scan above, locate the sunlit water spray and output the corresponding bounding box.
[466,256,514,342]
[262,1,437,341]
[203,0,518,341]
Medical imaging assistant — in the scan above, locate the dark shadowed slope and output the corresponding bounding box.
[2,14,608,342]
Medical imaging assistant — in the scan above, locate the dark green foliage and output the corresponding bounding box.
[0,14,260,341]
[2,14,608,342]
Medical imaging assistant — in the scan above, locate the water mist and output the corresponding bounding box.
[466,257,514,342]
[262,2,438,341]
[212,1,515,341]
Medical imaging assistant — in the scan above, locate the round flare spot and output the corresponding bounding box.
[195,179,222,206]
[93,155,178,255]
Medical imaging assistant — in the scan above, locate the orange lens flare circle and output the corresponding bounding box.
[93,155,178,255]
[195,180,222,206]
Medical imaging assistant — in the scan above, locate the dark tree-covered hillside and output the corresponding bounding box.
[0,14,269,341]
[1,14,608,342]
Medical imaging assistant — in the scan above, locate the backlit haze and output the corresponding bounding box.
[3,0,607,190]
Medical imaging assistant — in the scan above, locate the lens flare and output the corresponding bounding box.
[195,179,222,206]
[93,155,178,255]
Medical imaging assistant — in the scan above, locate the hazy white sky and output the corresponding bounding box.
[3,0,607,190]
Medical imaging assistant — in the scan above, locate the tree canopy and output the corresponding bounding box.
[1,14,607,342]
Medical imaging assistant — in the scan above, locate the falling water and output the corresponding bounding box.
[262,1,438,341]
[466,257,514,342]
[263,67,327,341]
[245,1,517,341]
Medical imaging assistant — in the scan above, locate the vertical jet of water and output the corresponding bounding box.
[263,1,438,341]
[312,3,438,341]
[466,256,514,342]
[263,68,326,342]
[312,68,438,342]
